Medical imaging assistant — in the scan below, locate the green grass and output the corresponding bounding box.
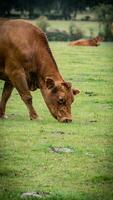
[0,42,113,200]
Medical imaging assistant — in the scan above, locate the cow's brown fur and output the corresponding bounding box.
[69,36,103,46]
[0,19,80,122]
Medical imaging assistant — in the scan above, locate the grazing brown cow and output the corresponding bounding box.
[69,36,103,46]
[0,19,80,123]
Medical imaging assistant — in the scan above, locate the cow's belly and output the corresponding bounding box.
[0,72,9,81]
[0,57,8,81]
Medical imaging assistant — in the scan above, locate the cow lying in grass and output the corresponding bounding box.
[69,36,103,46]
[0,19,80,123]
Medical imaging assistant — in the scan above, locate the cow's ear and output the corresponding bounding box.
[73,88,80,95]
[45,77,55,89]
[62,82,72,89]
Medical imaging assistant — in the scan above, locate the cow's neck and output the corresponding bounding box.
[37,46,63,88]
[38,58,62,106]
[39,66,63,90]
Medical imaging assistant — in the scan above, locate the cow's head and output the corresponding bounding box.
[95,36,103,46]
[41,77,80,123]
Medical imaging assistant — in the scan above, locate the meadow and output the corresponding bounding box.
[0,41,113,200]
[32,19,101,37]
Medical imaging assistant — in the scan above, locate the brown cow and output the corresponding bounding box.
[69,36,103,46]
[0,19,80,123]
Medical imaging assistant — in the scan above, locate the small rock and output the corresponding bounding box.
[90,120,97,123]
[51,131,65,135]
[51,147,74,153]
[21,191,50,198]
[85,91,97,96]
[21,192,39,198]
[85,152,95,157]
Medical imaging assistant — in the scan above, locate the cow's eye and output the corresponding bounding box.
[57,97,66,105]
[51,86,58,93]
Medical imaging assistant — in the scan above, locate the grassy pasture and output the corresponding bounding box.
[0,41,113,200]
[32,19,100,37]
[49,20,100,37]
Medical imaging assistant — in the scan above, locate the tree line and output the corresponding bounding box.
[0,0,113,19]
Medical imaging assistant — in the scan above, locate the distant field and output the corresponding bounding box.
[32,19,100,37]
[0,42,113,200]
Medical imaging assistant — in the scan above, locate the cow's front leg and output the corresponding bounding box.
[21,92,38,120]
[0,81,13,119]
[6,68,38,120]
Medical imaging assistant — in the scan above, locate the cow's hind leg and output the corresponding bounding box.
[0,81,13,119]
[6,68,38,120]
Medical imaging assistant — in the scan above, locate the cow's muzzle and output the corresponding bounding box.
[59,117,72,123]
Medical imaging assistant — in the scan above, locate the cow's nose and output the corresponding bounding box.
[61,117,72,123]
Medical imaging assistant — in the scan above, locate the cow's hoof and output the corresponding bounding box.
[30,113,39,120]
[0,115,8,119]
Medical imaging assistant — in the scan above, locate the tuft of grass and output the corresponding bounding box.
[0,42,113,200]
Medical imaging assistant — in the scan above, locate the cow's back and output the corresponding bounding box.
[0,19,58,86]
[0,20,43,54]
[0,19,44,44]
[69,39,90,46]
[69,38,101,46]
[0,20,45,61]
[0,20,47,77]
